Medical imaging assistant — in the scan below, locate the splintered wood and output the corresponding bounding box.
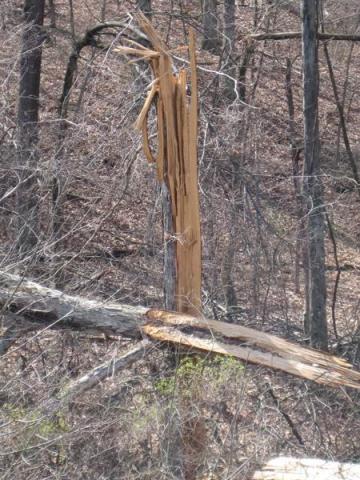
[144,310,360,389]
[115,14,201,315]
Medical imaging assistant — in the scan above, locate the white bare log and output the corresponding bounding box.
[0,271,147,337]
[253,457,360,480]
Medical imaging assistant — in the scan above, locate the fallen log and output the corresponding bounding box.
[1,271,360,389]
[253,457,360,480]
[0,271,147,336]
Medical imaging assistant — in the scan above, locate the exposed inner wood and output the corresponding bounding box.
[115,13,201,316]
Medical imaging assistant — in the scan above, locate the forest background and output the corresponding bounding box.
[1,1,360,479]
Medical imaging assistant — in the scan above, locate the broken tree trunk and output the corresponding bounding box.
[0,270,148,336]
[253,457,360,480]
[2,271,360,389]
[115,13,202,316]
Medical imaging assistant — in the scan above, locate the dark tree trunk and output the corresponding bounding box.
[238,42,255,103]
[137,0,152,18]
[162,183,176,310]
[16,0,45,256]
[302,0,327,350]
[202,0,220,53]
[47,0,56,27]
[285,58,303,294]
[223,0,237,99]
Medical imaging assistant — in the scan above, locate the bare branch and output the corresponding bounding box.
[244,31,360,41]
[43,339,152,415]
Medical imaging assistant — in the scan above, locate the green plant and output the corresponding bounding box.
[154,355,244,399]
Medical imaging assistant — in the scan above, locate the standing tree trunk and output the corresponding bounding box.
[16,0,45,256]
[223,0,237,99]
[302,0,327,350]
[47,0,56,27]
[137,0,152,18]
[162,183,176,310]
[202,0,220,53]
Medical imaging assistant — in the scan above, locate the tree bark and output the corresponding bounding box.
[238,42,255,103]
[162,183,176,310]
[47,0,56,27]
[223,0,237,99]
[0,270,148,337]
[1,271,360,388]
[302,0,327,350]
[202,0,220,53]
[137,0,152,18]
[16,0,46,256]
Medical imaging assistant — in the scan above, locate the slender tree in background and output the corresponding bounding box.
[223,0,237,99]
[137,0,152,18]
[302,0,327,349]
[202,0,220,53]
[48,0,56,27]
[16,0,45,256]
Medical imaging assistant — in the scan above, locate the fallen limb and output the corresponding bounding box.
[253,456,360,480]
[146,310,352,369]
[142,324,360,389]
[2,271,360,389]
[43,339,152,415]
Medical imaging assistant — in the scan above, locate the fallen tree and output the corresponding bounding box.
[1,271,360,390]
[0,270,148,336]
